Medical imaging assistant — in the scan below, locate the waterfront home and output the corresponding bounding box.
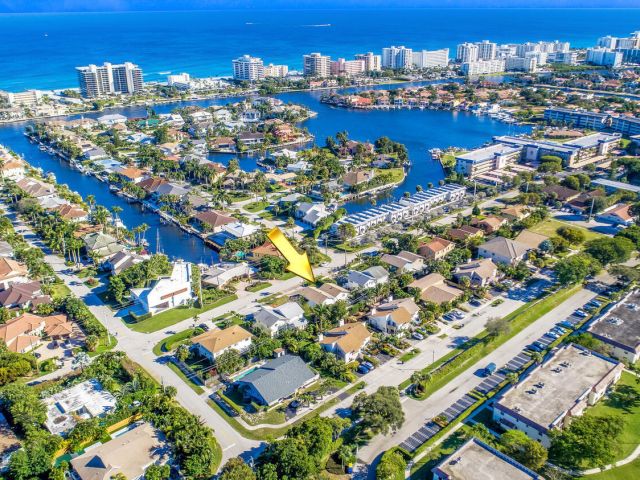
[478,236,530,265]
[514,230,550,250]
[380,250,425,273]
[126,132,154,144]
[0,281,49,310]
[241,109,261,123]
[368,297,419,334]
[295,202,330,227]
[193,210,236,233]
[44,379,117,435]
[107,251,147,275]
[0,312,72,353]
[190,110,213,123]
[96,113,128,126]
[453,258,498,287]
[82,232,123,260]
[299,282,349,307]
[93,158,123,174]
[409,273,464,305]
[250,241,283,261]
[138,176,168,195]
[154,182,190,199]
[192,325,253,362]
[342,169,375,188]
[253,302,307,337]
[418,237,454,261]
[131,261,193,316]
[432,437,542,480]
[237,132,265,147]
[210,136,236,151]
[320,322,371,362]
[211,109,232,122]
[222,222,260,239]
[345,266,389,290]
[83,146,109,161]
[447,225,484,242]
[16,177,56,200]
[286,160,311,173]
[70,423,168,480]
[51,204,89,223]
[596,203,634,226]
[0,257,29,290]
[234,355,319,407]
[201,262,255,287]
[38,195,69,211]
[471,215,507,234]
[115,166,148,184]
[0,158,25,182]
[493,344,623,447]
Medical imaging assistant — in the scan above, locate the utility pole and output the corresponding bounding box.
[587,197,595,223]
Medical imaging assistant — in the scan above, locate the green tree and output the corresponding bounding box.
[257,438,317,480]
[554,253,601,285]
[585,237,635,265]
[219,457,256,480]
[145,464,171,480]
[500,429,548,470]
[486,316,510,338]
[352,386,405,436]
[215,349,245,374]
[376,449,406,480]
[556,226,586,245]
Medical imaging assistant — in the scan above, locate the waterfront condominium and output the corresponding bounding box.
[76,62,143,98]
[586,48,623,67]
[460,59,505,76]
[456,43,479,63]
[263,63,289,78]
[303,53,331,77]
[355,52,382,72]
[232,55,265,81]
[475,40,497,60]
[412,49,449,68]
[381,46,413,70]
[330,58,366,76]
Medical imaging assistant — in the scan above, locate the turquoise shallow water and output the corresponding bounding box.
[1,8,640,91]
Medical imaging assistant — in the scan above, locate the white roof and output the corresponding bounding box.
[222,222,259,238]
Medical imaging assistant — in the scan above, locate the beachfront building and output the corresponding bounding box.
[303,53,331,77]
[588,290,640,363]
[412,49,450,68]
[461,59,505,76]
[355,52,382,72]
[130,260,193,315]
[432,437,542,480]
[234,355,319,407]
[232,55,265,81]
[3,89,42,107]
[263,63,289,78]
[76,62,143,98]
[544,107,640,136]
[382,46,413,69]
[456,43,479,62]
[505,56,538,72]
[476,40,497,60]
[330,58,366,76]
[493,344,623,447]
[586,48,623,67]
[455,143,521,179]
[332,184,466,237]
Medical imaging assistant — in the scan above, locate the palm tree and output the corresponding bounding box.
[506,372,519,385]
[92,205,109,232]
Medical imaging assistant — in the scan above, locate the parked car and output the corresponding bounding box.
[558,321,574,330]
[362,361,375,371]
[357,364,370,374]
[544,331,559,340]
[527,344,543,352]
[412,332,425,340]
[482,362,497,377]
[197,323,210,332]
[575,310,588,318]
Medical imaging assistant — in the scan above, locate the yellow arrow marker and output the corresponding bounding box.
[267,227,315,283]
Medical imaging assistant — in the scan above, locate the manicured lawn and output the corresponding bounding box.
[579,459,640,480]
[49,283,71,300]
[88,335,118,356]
[529,218,605,244]
[375,167,405,184]
[399,349,420,363]
[334,242,373,253]
[246,281,271,292]
[152,328,196,356]
[258,294,289,307]
[244,201,270,213]
[127,294,238,333]
[583,371,640,463]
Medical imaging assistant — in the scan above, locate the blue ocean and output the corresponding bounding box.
[1,8,640,91]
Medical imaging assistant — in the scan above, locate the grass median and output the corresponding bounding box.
[401,283,582,400]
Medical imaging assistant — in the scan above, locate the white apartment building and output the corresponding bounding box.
[412,49,449,68]
[461,59,505,76]
[505,56,538,72]
[525,50,548,66]
[549,51,578,65]
[330,58,365,76]
[232,55,265,81]
[76,62,143,98]
[167,73,190,88]
[355,52,382,72]
[456,42,479,62]
[496,44,518,59]
[382,46,413,69]
[616,32,640,50]
[586,48,623,67]
[476,40,497,60]
[538,40,570,53]
[4,90,43,107]
[263,63,289,78]
[597,35,618,49]
[303,53,331,77]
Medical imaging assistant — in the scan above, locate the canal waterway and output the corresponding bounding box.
[0,83,529,263]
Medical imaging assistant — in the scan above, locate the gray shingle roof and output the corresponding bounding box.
[236,355,316,405]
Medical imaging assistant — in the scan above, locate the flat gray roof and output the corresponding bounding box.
[496,344,619,430]
[456,143,521,163]
[591,178,640,193]
[433,438,541,480]
[589,290,640,352]
[564,132,621,148]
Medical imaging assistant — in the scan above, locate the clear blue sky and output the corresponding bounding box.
[1,0,639,13]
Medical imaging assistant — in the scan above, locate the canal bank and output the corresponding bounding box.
[0,82,530,262]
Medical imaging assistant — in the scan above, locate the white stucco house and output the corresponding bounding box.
[130,261,193,315]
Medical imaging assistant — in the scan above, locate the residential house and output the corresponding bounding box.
[0,159,25,182]
[286,160,311,173]
[471,215,507,234]
[0,257,29,289]
[295,202,330,227]
[409,273,464,305]
[596,203,634,226]
[130,261,193,315]
[82,232,123,260]
[250,241,283,261]
[380,250,425,273]
[345,266,389,290]
[115,166,148,184]
[0,281,51,310]
[343,169,375,188]
[454,258,498,287]
[52,204,89,223]
[221,222,259,239]
[235,355,319,406]
[253,302,307,336]
[418,238,454,261]
[138,177,168,195]
[0,313,72,353]
[237,132,265,147]
[16,177,56,200]
[501,205,530,222]
[201,262,255,287]
[107,251,147,275]
[368,297,419,334]
[96,113,127,126]
[70,423,168,480]
[320,322,371,362]
[478,236,530,265]
[210,136,236,151]
[83,147,109,161]
[447,225,484,242]
[299,282,349,307]
[541,184,580,202]
[192,325,253,361]
[566,190,606,214]
[193,210,236,233]
[514,230,550,250]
